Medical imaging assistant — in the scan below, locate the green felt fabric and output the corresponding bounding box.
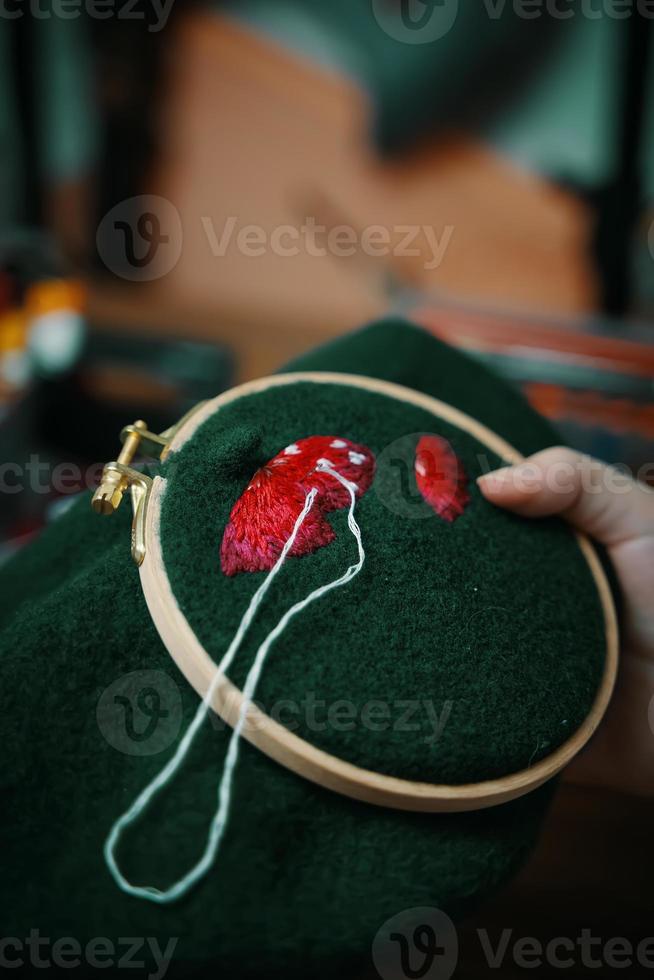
[160,382,605,784]
[0,319,606,978]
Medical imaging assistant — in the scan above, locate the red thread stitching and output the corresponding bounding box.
[415,434,470,522]
[220,436,375,575]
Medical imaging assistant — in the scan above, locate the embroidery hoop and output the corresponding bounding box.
[139,372,619,813]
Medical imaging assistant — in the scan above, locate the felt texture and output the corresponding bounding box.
[0,319,607,978]
[160,382,605,785]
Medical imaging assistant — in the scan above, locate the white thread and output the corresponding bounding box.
[104,461,363,903]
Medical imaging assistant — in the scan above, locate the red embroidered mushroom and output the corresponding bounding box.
[220,436,375,575]
[414,434,470,522]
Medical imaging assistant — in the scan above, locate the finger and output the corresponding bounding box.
[477,446,654,547]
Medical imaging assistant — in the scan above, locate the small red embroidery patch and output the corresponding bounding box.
[415,434,470,522]
[220,436,375,575]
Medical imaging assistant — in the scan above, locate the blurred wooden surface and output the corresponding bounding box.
[89,12,598,381]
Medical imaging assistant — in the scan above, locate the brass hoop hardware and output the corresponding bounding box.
[91,405,206,565]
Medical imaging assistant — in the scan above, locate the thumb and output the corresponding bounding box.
[477,447,654,547]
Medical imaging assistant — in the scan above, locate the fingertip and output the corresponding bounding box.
[477,462,553,520]
[478,463,542,495]
[476,468,511,497]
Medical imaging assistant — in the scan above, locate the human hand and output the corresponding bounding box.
[478,447,654,797]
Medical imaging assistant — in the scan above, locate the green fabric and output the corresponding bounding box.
[0,319,606,978]
[161,382,604,784]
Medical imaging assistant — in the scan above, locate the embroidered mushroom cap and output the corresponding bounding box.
[220,435,375,575]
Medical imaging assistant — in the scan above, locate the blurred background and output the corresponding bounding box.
[1,1,653,972]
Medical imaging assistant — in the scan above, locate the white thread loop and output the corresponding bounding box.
[104,460,364,903]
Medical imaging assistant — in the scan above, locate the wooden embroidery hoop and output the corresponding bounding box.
[139,372,619,813]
